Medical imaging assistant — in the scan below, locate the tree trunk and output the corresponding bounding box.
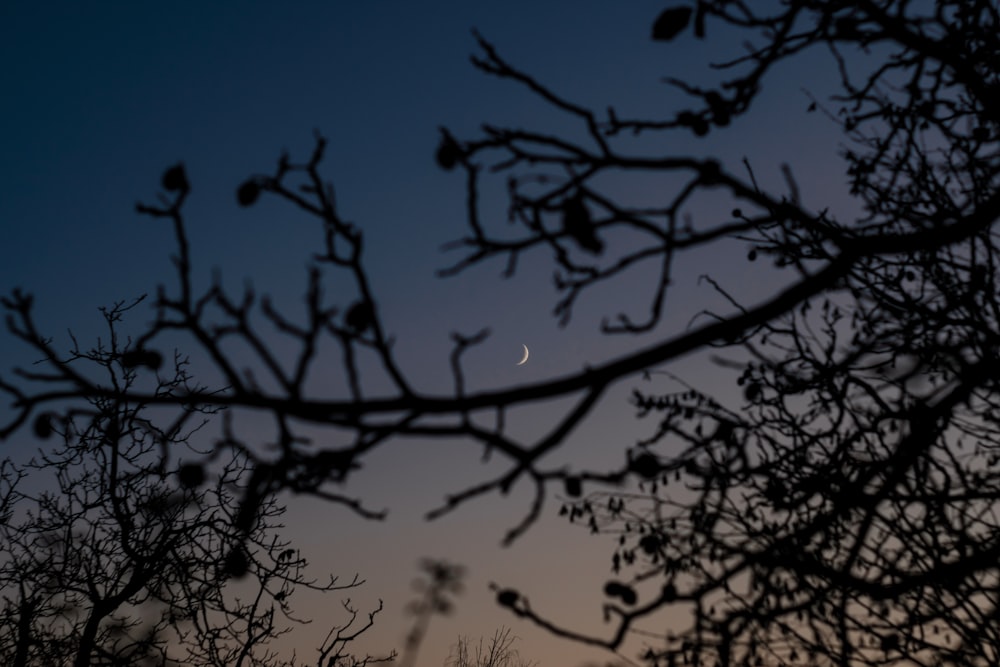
[74,607,106,667]
[12,597,35,667]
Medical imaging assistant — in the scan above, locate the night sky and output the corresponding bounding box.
[1,3,855,665]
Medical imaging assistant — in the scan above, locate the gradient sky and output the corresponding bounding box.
[0,3,856,666]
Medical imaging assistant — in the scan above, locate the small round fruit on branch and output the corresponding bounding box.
[237,179,262,207]
[162,163,189,192]
[345,301,374,333]
[603,580,638,605]
[496,589,520,608]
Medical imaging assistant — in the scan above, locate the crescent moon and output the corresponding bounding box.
[516,344,530,366]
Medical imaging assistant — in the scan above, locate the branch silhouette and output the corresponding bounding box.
[0,302,392,666]
[4,0,1000,665]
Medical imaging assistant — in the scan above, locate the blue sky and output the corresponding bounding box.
[0,2,856,665]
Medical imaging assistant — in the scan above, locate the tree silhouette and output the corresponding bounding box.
[3,0,1000,665]
[446,627,536,667]
[0,302,392,667]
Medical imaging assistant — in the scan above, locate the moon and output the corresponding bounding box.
[516,344,530,366]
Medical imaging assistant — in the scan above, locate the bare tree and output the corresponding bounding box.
[0,301,393,667]
[3,0,1000,666]
[446,627,536,667]
[480,3,1000,666]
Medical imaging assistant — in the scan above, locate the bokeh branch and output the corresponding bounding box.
[4,1,1000,665]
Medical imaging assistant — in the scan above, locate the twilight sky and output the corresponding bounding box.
[0,3,855,665]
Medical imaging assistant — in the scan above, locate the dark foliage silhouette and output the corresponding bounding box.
[0,302,392,666]
[3,0,1000,665]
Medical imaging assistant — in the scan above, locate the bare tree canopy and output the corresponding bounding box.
[446,627,536,667]
[0,303,392,667]
[3,0,1000,665]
